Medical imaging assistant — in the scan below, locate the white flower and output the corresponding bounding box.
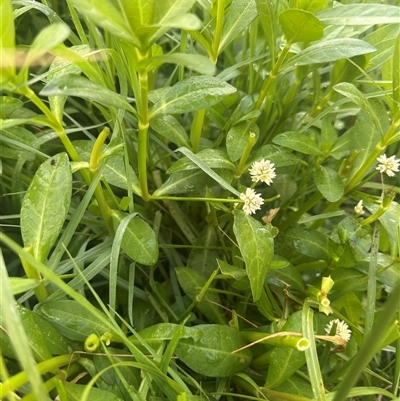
[376,154,400,177]
[325,319,351,342]
[354,200,364,215]
[239,188,264,215]
[249,159,276,185]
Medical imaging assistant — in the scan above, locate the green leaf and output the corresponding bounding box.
[279,9,324,44]
[188,225,219,277]
[23,23,70,68]
[233,210,274,302]
[273,132,321,155]
[111,211,158,266]
[226,121,259,162]
[285,228,330,262]
[0,0,16,85]
[333,82,383,134]
[0,96,23,115]
[217,259,247,280]
[139,53,216,75]
[153,169,221,196]
[393,33,400,106]
[329,217,372,268]
[68,0,139,45]
[283,39,376,70]
[64,382,123,401]
[150,115,191,148]
[219,0,258,53]
[266,312,306,388]
[317,4,400,25]
[9,277,39,295]
[168,149,235,173]
[21,153,72,262]
[175,268,227,324]
[175,324,252,377]
[35,300,110,341]
[118,0,154,29]
[292,0,327,12]
[256,0,277,64]
[250,144,304,167]
[41,74,135,113]
[175,147,239,196]
[332,292,362,324]
[268,265,304,291]
[314,166,344,202]
[149,76,237,119]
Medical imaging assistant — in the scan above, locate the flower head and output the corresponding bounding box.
[239,188,264,215]
[376,154,400,177]
[354,200,364,215]
[325,319,351,342]
[249,159,276,185]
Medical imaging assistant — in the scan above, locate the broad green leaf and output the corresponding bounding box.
[175,147,239,196]
[168,149,235,173]
[226,121,259,162]
[217,259,247,280]
[175,324,252,377]
[233,210,274,302]
[250,144,304,167]
[283,39,376,70]
[285,228,330,262]
[279,9,323,44]
[314,166,344,202]
[266,312,306,388]
[149,76,236,119]
[291,0,326,12]
[333,82,383,134]
[47,45,90,122]
[9,277,39,295]
[256,0,277,64]
[21,153,72,262]
[329,268,367,292]
[188,225,219,277]
[0,126,37,160]
[329,217,372,268]
[152,0,197,27]
[111,211,158,266]
[0,0,16,85]
[0,97,22,116]
[175,268,227,324]
[64,382,123,401]
[74,140,141,196]
[150,115,191,148]
[332,292,362,324]
[139,53,215,75]
[23,23,70,68]
[153,169,222,196]
[267,265,304,291]
[35,300,110,341]
[273,132,321,155]
[41,74,135,113]
[317,4,400,25]
[272,376,313,399]
[68,0,139,45]
[118,0,154,29]
[219,0,258,53]
[129,323,202,349]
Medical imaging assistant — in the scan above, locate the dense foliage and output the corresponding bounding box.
[1,0,400,400]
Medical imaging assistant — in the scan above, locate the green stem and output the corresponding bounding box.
[364,221,380,341]
[212,0,225,63]
[190,109,206,153]
[138,70,150,200]
[89,127,114,235]
[234,132,256,178]
[254,42,291,111]
[0,354,79,399]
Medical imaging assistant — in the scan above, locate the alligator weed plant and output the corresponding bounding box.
[1,0,400,400]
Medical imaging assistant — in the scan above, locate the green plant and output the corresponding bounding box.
[1,0,399,400]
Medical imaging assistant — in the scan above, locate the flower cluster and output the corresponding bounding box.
[239,188,264,215]
[354,200,364,215]
[239,159,275,215]
[376,154,400,177]
[249,159,276,185]
[325,319,352,342]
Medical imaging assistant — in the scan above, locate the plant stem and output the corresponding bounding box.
[190,109,205,153]
[138,69,150,200]
[212,0,225,63]
[234,132,256,178]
